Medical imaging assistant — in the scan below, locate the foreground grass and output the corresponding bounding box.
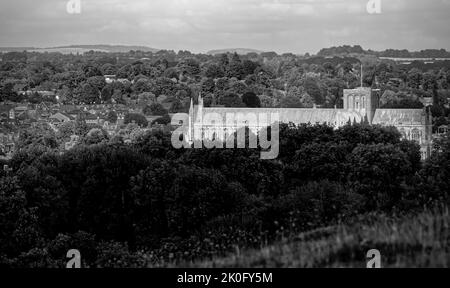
[179,208,449,268]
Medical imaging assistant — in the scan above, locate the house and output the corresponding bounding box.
[85,113,101,125]
[49,112,74,123]
[0,132,17,159]
[104,75,117,84]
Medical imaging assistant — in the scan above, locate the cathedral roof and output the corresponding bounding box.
[372,109,425,126]
[198,107,364,126]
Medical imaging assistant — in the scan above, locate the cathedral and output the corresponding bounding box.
[187,87,433,159]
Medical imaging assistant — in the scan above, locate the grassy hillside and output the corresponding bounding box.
[187,208,449,268]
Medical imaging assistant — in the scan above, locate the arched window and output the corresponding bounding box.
[399,128,406,139]
[412,129,421,143]
[362,97,366,109]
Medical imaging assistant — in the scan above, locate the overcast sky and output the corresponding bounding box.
[0,0,449,54]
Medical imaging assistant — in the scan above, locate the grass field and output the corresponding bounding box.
[183,208,449,268]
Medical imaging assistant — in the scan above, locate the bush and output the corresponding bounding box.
[348,144,412,210]
[144,103,168,116]
[124,113,148,127]
[95,241,146,268]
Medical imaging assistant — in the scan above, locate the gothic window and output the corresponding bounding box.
[412,129,421,143]
[362,97,366,109]
[399,128,406,139]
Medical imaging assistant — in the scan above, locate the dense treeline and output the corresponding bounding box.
[1,49,450,129]
[1,123,449,267]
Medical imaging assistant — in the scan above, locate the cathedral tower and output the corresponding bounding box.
[343,87,379,124]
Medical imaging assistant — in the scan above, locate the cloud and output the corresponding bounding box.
[0,0,449,53]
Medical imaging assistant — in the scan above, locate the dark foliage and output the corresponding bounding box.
[1,124,448,267]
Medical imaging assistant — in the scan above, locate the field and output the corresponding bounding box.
[186,208,450,268]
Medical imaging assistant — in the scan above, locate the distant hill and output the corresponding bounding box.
[317,45,450,58]
[207,48,264,55]
[0,47,36,52]
[0,45,160,54]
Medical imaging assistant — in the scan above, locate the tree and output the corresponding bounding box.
[259,94,274,108]
[137,92,156,109]
[422,72,437,92]
[322,62,335,75]
[151,114,171,126]
[227,53,244,79]
[151,77,178,97]
[420,132,450,202]
[169,99,184,113]
[143,103,168,116]
[204,63,224,79]
[215,77,230,91]
[304,77,323,105]
[77,83,100,104]
[336,124,401,149]
[87,76,106,91]
[0,176,43,256]
[83,128,109,145]
[280,95,303,108]
[101,84,114,102]
[162,67,178,80]
[290,142,350,183]
[56,121,76,142]
[228,81,248,95]
[218,92,244,107]
[341,61,353,74]
[57,144,149,245]
[242,60,259,77]
[28,92,43,104]
[17,124,58,150]
[106,111,118,124]
[82,64,102,78]
[202,78,215,93]
[348,144,411,209]
[242,92,261,107]
[74,114,90,137]
[407,68,422,89]
[101,63,116,75]
[177,58,201,76]
[124,113,148,127]
[133,78,152,94]
[219,54,229,68]
[0,82,20,102]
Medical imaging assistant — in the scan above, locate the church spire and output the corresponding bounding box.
[198,92,203,107]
